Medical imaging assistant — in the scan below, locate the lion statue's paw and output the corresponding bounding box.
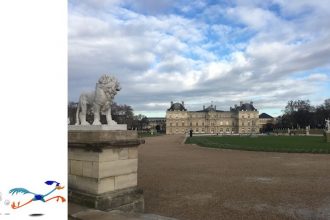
[92,121,102,125]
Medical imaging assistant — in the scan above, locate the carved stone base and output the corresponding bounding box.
[68,129,144,213]
[68,130,139,143]
[69,187,144,212]
[68,124,127,131]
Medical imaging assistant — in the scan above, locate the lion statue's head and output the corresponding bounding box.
[94,74,121,108]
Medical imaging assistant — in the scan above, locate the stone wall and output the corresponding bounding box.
[68,130,144,211]
[68,146,138,194]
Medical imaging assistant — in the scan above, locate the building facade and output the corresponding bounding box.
[259,113,276,131]
[146,117,166,133]
[166,101,259,135]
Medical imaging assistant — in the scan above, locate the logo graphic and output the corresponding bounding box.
[9,180,66,209]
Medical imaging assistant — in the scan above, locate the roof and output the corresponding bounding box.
[167,102,187,111]
[195,105,224,112]
[231,102,257,111]
[259,113,273,119]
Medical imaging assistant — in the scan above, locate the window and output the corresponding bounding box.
[196,122,198,126]
[170,123,172,126]
[190,122,192,126]
[182,122,185,126]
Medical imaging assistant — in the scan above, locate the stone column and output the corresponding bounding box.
[68,129,144,212]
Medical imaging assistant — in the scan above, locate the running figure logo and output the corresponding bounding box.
[9,181,66,209]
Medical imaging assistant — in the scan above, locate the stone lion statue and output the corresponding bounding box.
[75,74,121,125]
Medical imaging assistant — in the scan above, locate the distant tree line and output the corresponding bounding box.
[68,102,148,130]
[276,99,330,129]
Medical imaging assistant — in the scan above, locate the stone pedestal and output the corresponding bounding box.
[68,129,144,212]
[324,131,330,143]
[68,124,127,131]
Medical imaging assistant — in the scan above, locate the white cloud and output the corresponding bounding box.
[227,6,279,30]
[304,73,329,81]
[68,0,330,116]
[205,61,231,80]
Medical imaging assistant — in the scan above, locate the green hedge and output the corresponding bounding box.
[186,135,330,153]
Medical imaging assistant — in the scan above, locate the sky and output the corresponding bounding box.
[68,0,330,117]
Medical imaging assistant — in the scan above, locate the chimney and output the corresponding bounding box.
[171,101,173,105]
[235,104,237,108]
[215,105,216,110]
[182,101,184,106]
[240,101,243,106]
[250,101,253,105]
[203,105,205,110]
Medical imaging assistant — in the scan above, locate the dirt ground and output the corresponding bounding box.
[138,135,330,220]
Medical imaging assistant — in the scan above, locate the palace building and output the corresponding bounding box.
[166,101,260,134]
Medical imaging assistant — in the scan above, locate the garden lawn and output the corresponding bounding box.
[185,135,330,153]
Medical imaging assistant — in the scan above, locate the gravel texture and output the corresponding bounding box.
[138,135,330,220]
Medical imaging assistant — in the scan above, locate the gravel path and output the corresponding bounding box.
[138,135,330,220]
